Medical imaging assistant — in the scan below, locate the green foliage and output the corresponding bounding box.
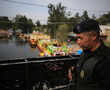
[97,12,110,25]
[14,15,34,33]
[48,5,93,37]
[48,3,67,38]
[92,14,96,20]
[1,3,110,35]
[81,11,90,21]
[56,24,69,43]
[36,20,41,27]
[104,41,110,47]
[0,16,11,30]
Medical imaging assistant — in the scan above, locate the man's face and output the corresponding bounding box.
[76,32,94,50]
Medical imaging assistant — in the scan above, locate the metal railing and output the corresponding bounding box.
[0,55,79,90]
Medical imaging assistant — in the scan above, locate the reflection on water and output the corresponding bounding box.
[0,36,40,60]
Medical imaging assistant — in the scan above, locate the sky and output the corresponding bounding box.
[0,0,110,24]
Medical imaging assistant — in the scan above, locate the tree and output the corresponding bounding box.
[27,19,34,33]
[35,20,41,31]
[0,16,11,30]
[81,11,90,21]
[48,3,67,38]
[36,20,41,27]
[74,12,81,23]
[92,14,96,20]
[66,17,76,32]
[14,15,34,33]
[97,12,110,25]
[56,24,69,44]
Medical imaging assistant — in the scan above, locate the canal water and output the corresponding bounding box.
[0,37,40,61]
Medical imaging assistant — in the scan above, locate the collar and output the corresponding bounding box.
[83,42,105,56]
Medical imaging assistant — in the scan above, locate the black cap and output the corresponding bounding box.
[73,19,100,34]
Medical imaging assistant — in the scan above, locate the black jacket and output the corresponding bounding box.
[76,42,110,90]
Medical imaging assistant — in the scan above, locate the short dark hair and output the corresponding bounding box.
[73,19,101,34]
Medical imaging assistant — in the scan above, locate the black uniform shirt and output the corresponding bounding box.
[93,43,110,90]
[76,42,110,90]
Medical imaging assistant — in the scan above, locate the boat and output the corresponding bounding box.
[29,39,37,48]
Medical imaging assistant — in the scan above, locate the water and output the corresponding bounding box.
[0,37,40,61]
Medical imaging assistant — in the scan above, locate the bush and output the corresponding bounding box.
[104,41,110,47]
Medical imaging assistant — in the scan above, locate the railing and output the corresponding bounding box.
[0,55,80,90]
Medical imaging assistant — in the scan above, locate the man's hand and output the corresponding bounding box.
[68,66,75,81]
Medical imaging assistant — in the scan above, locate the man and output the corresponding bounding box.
[68,19,110,90]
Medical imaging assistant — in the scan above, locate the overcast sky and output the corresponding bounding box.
[0,0,110,24]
